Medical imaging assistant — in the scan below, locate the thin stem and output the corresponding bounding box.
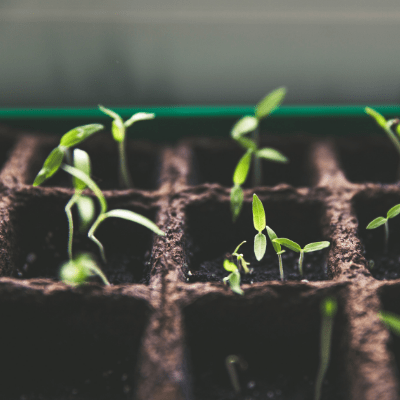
[384,220,389,254]
[225,355,247,394]
[299,250,304,276]
[278,253,284,281]
[65,193,80,260]
[251,127,262,186]
[89,264,111,286]
[118,139,133,189]
[88,214,107,262]
[385,121,400,157]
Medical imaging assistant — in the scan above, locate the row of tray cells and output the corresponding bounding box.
[1,285,399,399]
[4,189,400,284]
[0,133,399,191]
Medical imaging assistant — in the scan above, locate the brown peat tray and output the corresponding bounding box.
[0,125,399,400]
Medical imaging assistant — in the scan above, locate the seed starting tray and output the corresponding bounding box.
[0,124,400,400]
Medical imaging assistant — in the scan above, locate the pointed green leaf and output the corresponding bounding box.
[321,297,337,318]
[256,148,288,163]
[254,232,267,261]
[365,107,387,130]
[76,195,96,231]
[266,225,281,253]
[98,105,121,120]
[387,204,400,219]
[233,150,252,186]
[252,194,266,232]
[111,119,125,143]
[124,112,155,128]
[273,238,301,252]
[366,217,387,230]
[379,311,400,336]
[233,241,246,255]
[73,149,91,191]
[236,137,257,152]
[231,185,244,222]
[224,259,237,272]
[255,87,286,120]
[303,241,330,253]
[59,124,104,148]
[33,146,65,186]
[103,209,165,236]
[229,270,244,295]
[231,116,258,139]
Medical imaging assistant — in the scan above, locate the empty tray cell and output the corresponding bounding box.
[336,138,399,184]
[29,135,160,190]
[0,289,149,399]
[354,192,400,280]
[9,192,158,284]
[183,286,349,400]
[184,196,330,283]
[190,137,312,187]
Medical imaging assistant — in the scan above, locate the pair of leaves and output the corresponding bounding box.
[366,204,400,230]
[33,124,104,186]
[253,194,267,261]
[223,260,243,295]
[273,238,330,254]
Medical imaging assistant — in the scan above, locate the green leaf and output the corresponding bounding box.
[33,146,65,186]
[255,87,286,120]
[233,241,246,255]
[236,137,257,152]
[366,217,387,230]
[61,164,107,214]
[379,311,400,336]
[76,195,96,231]
[103,209,165,236]
[266,225,281,254]
[98,105,121,120]
[365,107,387,130]
[111,119,125,143]
[233,150,252,186]
[387,204,400,219]
[273,238,301,253]
[254,232,267,261]
[321,297,337,318]
[252,194,266,232]
[59,124,104,148]
[59,259,91,286]
[231,185,244,222]
[124,112,155,128]
[231,116,258,139]
[229,270,244,295]
[256,148,288,163]
[224,259,237,272]
[73,149,91,191]
[303,241,330,253]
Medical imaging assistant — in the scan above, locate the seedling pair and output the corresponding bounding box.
[366,204,400,254]
[230,88,288,221]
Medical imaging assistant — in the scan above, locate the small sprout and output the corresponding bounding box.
[266,225,285,280]
[379,311,400,336]
[230,88,288,221]
[99,105,155,189]
[223,259,243,295]
[232,241,252,274]
[60,253,110,286]
[273,238,330,276]
[366,204,400,254]
[252,194,267,261]
[315,297,337,400]
[33,124,104,186]
[62,164,165,262]
[225,355,248,394]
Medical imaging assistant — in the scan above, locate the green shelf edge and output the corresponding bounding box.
[1,104,400,119]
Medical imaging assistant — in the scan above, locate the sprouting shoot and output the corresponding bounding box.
[225,355,248,394]
[266,225,285,280]
[252,194,267,261]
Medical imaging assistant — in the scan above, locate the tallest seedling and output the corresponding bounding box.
[99,106,155,189]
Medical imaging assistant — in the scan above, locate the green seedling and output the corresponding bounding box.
[33,124,104,186]
[273,238,330,276]
[65,149,96,260]
[266,226,285,280]
[252,194,267,261]
[225,355,248,394]
[314,297,337,400]
[62,164,165,262]
[379,311,400,336]
[366,204,400,254]
[99,105,155,189]
[223,259,244,295]
[230,88,288,221]
[60,252,110,286]
[231,241,251,274]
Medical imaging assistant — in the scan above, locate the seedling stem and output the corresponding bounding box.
[225,355,248,394]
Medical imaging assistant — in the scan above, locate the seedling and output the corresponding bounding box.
[33,123,104,186]
[231,241,251,274]
[60,252,110,286]
[314,297,337,400]
[62,164,165,262]
[223,259,244,295]
[225,355,248,394]
[252,194,267,261]
[379,311,400,336]
[366,204,400,254]
[99,105,155,189]
[266,226,285,280]
[230,88,288,221]
[273,238,330,276]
